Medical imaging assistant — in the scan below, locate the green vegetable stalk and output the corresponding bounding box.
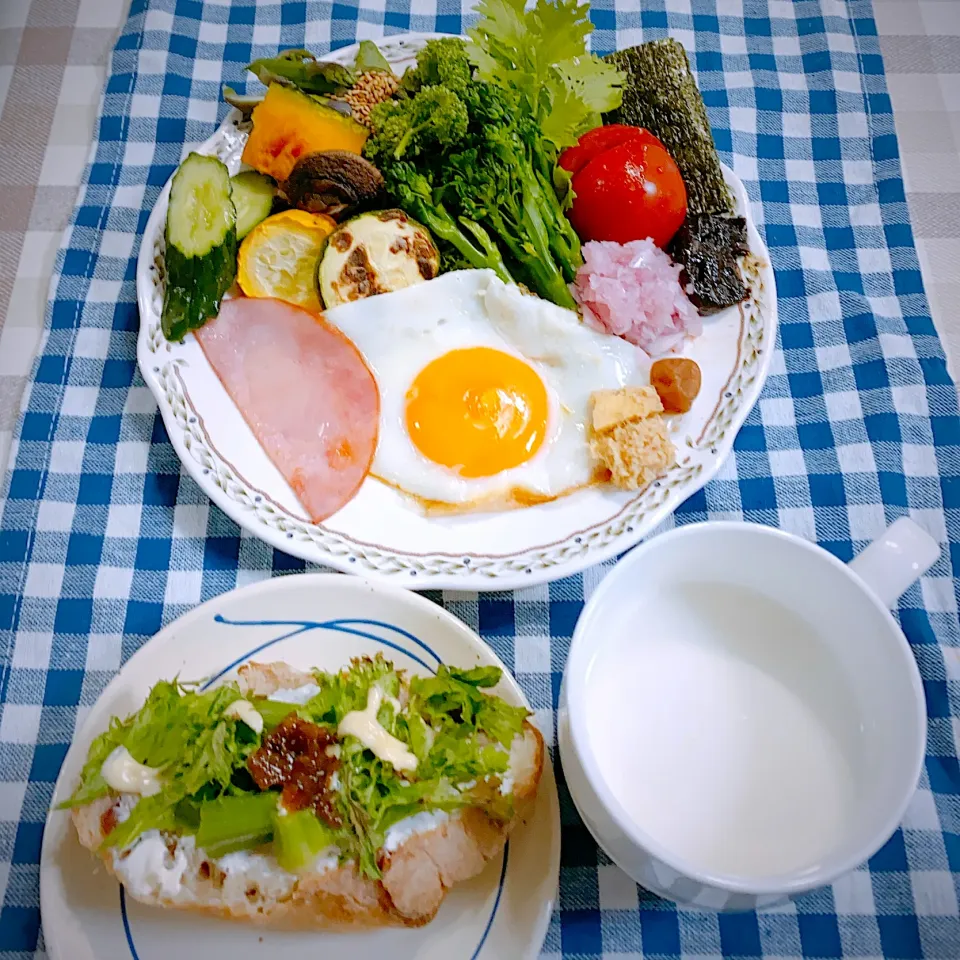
[273,809,337,872]
[365,38,583,309]
[385,163,513,285]
[195,792,278,857]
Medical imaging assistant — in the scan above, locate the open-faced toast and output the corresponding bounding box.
[67,658,544,928]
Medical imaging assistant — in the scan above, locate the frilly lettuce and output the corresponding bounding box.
[63,655,530,879]
[61,679,262,848]
[328,659,529,877]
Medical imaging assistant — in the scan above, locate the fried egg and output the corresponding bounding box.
[323,269,651,512]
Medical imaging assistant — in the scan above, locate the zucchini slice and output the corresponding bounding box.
[318,209,438,308]
[161,152,237,341]
[230,170,276,240]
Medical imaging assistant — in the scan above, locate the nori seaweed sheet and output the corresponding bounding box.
[668,215,749,314]
[604,39,732,216]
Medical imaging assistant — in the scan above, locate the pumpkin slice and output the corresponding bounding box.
[242,84,369,182]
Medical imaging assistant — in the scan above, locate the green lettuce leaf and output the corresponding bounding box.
[411,665,529,746]
[63,680,261,816]
[295,654,399,727]
[339,736,468,878]
[402,708,433,761]
[353,40,393,75]
[105,792,181,850]
[447,665,501,688]
[62,720,127,808]
[60,680,188,809]
[246,49,356,96]
[467,0,623,148]
[310,656,529,879]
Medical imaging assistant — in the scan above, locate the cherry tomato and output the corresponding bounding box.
[559,126,687,249]
[557,124,644,177]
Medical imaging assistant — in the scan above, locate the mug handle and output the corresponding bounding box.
[848,517,940,609]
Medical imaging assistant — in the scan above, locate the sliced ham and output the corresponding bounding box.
[195,296,379,523]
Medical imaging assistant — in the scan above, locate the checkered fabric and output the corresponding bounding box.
[0,0,128,486]
[1,0,959,956]
[874,0,960,378]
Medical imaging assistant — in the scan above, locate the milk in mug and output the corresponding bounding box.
[585,581,862,879]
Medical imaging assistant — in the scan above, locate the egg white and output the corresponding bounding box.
[322,269,651,511]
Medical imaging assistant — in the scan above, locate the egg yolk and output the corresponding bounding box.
[405,347,548,478]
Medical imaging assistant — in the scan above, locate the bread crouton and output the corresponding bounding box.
[589,385,676,490]
[591,386,664,433]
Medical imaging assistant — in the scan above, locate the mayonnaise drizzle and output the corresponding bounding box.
[224,698,264,734]
[101,745,164,797]
[337,686,417,773]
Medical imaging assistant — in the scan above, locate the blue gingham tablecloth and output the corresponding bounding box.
[2,0,960,957]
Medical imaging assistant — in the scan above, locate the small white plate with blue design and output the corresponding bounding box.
[40,574,560,960]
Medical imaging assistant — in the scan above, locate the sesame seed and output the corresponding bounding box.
[344,70,400,126]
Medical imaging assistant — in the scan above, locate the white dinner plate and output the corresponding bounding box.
[40,574,560,960]
[135,33,778,590]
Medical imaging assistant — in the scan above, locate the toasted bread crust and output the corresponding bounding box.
[237,661,314,697]
[71,661,544,929]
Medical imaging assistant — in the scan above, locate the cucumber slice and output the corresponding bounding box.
[231,170,276,240]
[166,153,235,257]
[162,152,238,341]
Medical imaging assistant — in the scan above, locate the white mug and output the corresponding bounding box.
[559,518,938,910]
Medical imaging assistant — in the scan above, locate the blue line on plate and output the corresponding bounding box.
[325,618,443,665]
[119,886,140,960]
[203,621,314,686]
[299,622,435,672]
[122,618,506,957]
[203,615,442,686]
[471,843,510,960]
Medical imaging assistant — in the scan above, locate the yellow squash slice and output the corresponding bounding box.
[237,209,336,313]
